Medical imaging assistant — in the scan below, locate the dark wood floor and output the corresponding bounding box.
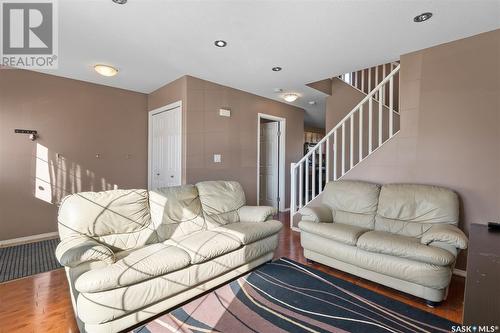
[0,213,465,332]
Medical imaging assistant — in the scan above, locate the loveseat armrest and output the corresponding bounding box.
[55,237,115,268]
[299,206,333,223]
[421,224,468,250]
[238,206,277,223]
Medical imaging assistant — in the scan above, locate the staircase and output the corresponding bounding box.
[290,63,401,223]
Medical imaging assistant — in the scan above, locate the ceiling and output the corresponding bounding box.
[37,0,500,128]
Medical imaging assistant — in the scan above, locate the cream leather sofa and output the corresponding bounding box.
[55,181,282,333]
[299,180,468,306]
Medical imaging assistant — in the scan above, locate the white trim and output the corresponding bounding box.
[148,101,183,190]
[453,268,467,278]
[256,113,286,212]
[0,231,59,248]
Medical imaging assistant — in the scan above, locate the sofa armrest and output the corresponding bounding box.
[421,224,468,250]
[238,206,277,223]
[55,237,115,268]
[299,206,333,223]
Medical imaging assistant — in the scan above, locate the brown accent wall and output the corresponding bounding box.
[147,75,304,208]
[147,77,188,183]
[342,29,500,269]
[325,78,365,131]
[306,78,332,96]
[0,70,148,241]
[183,76,304,207]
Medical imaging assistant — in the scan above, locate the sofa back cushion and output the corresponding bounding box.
[322,180,381,229]
[149,185,206,241]
[375,184,459,238]
[196,181,246,229]
[58,189,157,251]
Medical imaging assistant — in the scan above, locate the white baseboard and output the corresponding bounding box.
[0,231,59,248]
[453,268,467,278]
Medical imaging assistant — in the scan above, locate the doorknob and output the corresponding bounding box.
[156,173,160,176]
[170,175,174,178]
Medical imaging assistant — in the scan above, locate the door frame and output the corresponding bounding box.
[148,100,182,190]
[256,113,286,212]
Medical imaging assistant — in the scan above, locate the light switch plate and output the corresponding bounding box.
[219,108,231,117]
[213,154,222,163]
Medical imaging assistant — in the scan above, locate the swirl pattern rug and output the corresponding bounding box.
[133,258,457,333]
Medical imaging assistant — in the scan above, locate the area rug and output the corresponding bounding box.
[0,238,62,283]
[132,258,457,333]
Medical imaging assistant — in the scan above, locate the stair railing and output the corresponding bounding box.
[290,64,400,219]
[339,62,400,111]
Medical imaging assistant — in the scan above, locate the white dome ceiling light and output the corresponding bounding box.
[283,93,299,102]
[94,64,118,77]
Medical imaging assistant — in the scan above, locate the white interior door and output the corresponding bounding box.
[259,121,279,208]
[150,106,182,189]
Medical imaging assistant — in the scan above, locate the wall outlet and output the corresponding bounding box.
[219,108,231,117]
[213,154,222,163]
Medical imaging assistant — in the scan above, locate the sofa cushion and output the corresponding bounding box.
[375,184,459,238]
[75,243,191,293]
[149,185,206,241]
[196,181,246,228]
[321,180,381,229]
[299,221,368,246]
[357,231,456,266]
[58,189,157,251]
[76,236,278,325]
[165,231,241,264]
[214,220,282,245]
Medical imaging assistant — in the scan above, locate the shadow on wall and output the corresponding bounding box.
[34,143,118,205]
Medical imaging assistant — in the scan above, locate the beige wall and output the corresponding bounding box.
[342,29,500,269]
[0,70,148,241]
[183,76,304,207]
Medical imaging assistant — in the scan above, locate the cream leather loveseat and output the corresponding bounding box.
[55,181,282,333]
[299,180,468,306]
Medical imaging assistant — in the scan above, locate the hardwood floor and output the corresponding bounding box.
[0,213,465,332]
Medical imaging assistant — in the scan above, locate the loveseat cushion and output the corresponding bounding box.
[74,243,191,293]
[214,220,282,245]
[165,231,241,264]
[196,181,246,228]
[299,221,368,246]
[149,185,205,241]
[357,231,456,266]
[321,181,381,229]
[375,184,459,238]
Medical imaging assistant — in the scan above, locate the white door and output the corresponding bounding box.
[150,106,182,189]
[259,121,279,208]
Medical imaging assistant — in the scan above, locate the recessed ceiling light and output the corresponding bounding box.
[283,94,298,102]
[214,40,227,47]
[94,64,118,77]
[112,0,127,4]
[413,12,433,23]
[308,101,317,105]
[274,88,283,93]
[272,67,282,72]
